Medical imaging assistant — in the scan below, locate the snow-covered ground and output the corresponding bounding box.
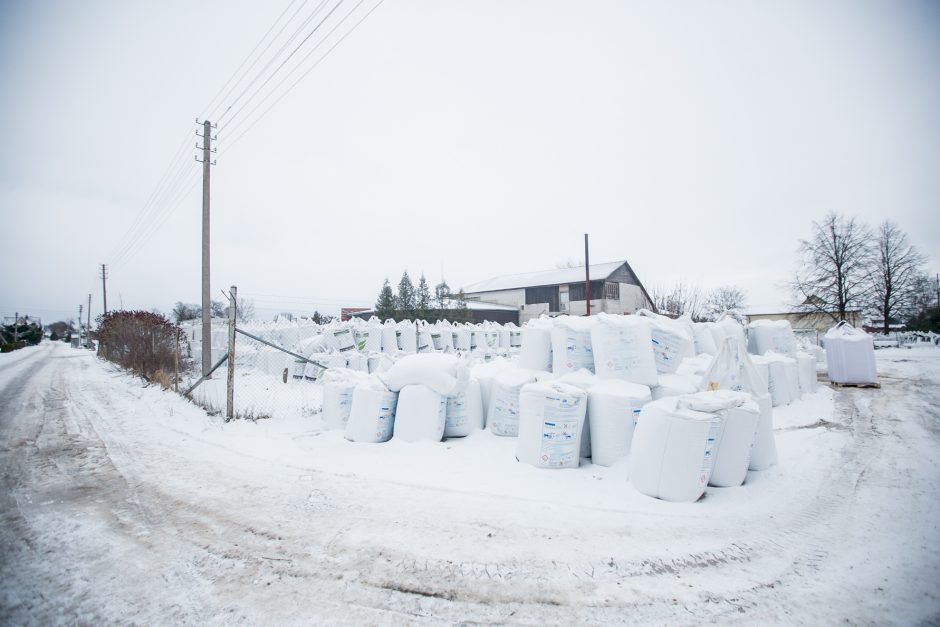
[1,341,938,624]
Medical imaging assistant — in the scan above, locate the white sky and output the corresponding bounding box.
[1,0,938,323]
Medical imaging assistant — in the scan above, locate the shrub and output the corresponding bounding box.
[97,310,181,382]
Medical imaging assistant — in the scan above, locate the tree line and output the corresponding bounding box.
[373,272,473,323]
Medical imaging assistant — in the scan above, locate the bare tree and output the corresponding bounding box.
[868,221,927,334]
[224,297,255,322]
[650,281,705,320]
[703,285,747,321]
[792,212,873,322]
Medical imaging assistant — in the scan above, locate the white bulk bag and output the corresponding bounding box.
[550,316,596,375]
[679,391,759,487]
[516,382,587,469]
[367,353,395,374]
[587,379,652,467]
[344,380,398,443]
[484,326,500,352]
[487,368,538,436]
[692,322,719,356]
[700,336,777,469]
[509,324,522,348]
[556,369,599,458]
[796,352,817,393]
[396,320,418,354]
[764,355,792,407]
[364,323,383,353]
[381,321,399,355]
[345,352,369,373]
[590,313,658,386]
[637,310,696,374]
[715,315,747,349]
[519,324,553,372]
[415,321,434,353]
[783,356,801,401]
[393,384,447,442]
[747,320,798,356]
[304,353,346,380]
[748,355,772,396]
[471,358,512,421]
[824,322,877,384]
[651,373,699,400]
[378,353,470,396]
[330,326,357,353]
[444,378,484,437]
[498,326,511,350]
[453,325,472,352]
[321,369,369,430]
[629,397,722,502]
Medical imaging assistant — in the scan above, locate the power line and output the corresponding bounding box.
[223,0,385,153]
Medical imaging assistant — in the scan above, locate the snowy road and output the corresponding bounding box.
[1,342,939,625]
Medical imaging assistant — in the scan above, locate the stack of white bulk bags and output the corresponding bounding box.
[651,373,699,400]
[322,369,369,430]
[444,378,485,437]
[747,320,798,356]
[796,352,817,393]
[345,352,369,373]
[629,397,722,502]
[381,321,399,355]
[519,319,553,372]
[637,310,696,374]
[329,325,357,354]
[678,391,759,487]
[824,322,878,385]
[587,379,652,467]
[393,385,447,442]
[367,353,395,375]
[378,353,470,396]
[344,378,399,443]
[700,337,777,470]
[550,316,596,375]
[396,320,418,354]
[487,367,538,436]
[692,322,719,356]
[516,382,587,469]
[590,313,658,386]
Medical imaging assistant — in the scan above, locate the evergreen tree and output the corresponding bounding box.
[434,280,451,310]
[416,274,432,321]
[453,289,472,323]
[396,271,416,319]
[375,278,396,321]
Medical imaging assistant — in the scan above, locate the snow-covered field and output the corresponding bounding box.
[1,342,938,624]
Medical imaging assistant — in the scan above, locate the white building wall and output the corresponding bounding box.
[465,288,526,308]
[619,284,649,314]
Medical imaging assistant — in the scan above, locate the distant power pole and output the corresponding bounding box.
[13,311,17,343]
[78,304,83,344]
[87,294,92,340]
[196,119,217,376]
[101,264,108,314]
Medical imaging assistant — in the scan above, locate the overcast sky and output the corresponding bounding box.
[1,0,938,323]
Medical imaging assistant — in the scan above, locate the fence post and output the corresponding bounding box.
[226,285,237,420]
[174,327,180,393]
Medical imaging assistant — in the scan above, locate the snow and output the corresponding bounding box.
[1,341,939,624]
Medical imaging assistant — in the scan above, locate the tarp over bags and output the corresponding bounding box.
[587,379,652,467]
[590,313,658,386]
[516,382,587,469]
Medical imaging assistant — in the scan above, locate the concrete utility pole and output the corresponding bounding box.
[584,233,591,316]
[87,294,92,345]
[100,264,108,314]
[78,304,83,345]
[196,119,217,376]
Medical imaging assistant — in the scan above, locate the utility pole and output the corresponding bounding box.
[196,119,217,376]
[584,233,591,317]
[78,304,83,345]
[87,294,92,346]
[13,311,17,343]
[101,264,108,314]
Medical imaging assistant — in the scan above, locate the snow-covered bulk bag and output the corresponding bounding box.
[796,352,817,393]
[483,326,500,353]
[651,373,699,400]
[749,355,771,396]
[304,353,346,380]
[747,320,798,356]
[344,379,399,443]
[392,384,447,442]
[550,316,596,375]
[782,356,801,401]
[444,378,485,437]
[378,353,470,396]
[679,391,759,487]
[415,321,434,353]
[397,320,418,354]
[470,357,512,420]
[590,313,658,386]
[364,323,383,353]
[515,382,587,469]
[763,356,791,406]
[628,397,722,502]
[519,323,553,372]
[636,311,695,374]
[824,322,878,384]
[587,379,652,467]
[367,353,395,374]
[469,326,484,353]
[487,367,538,436]
[509,324,522,348]
[715,315,747,349]
[692,323,719,356]
[345,352,369,373]
[700,337,777,469]
[555,369,599,458]
[498,326,511,350]
[431,322,453,352]
[330,326,357,353]
[322,369,369,430]
[453,324,472,352]
[381,321,399,355]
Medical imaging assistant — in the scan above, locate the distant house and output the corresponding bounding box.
[340,307,370,322]
[462,260,655,324]
[745,302,862,334]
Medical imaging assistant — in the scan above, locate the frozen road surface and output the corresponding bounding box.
[1,341,939,625]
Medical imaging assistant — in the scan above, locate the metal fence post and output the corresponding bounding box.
[226,285,237,420]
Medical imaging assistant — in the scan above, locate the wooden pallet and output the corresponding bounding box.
[830,381,881,389]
